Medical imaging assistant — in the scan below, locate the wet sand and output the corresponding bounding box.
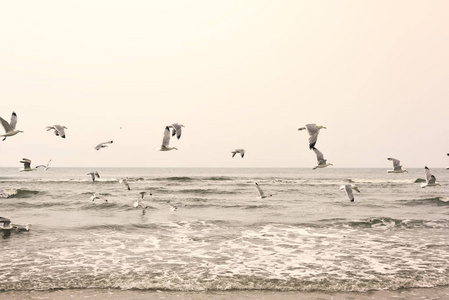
[1,287,449,300]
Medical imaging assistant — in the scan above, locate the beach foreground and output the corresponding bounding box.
[1,287,449,300]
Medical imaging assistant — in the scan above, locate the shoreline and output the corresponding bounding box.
[1,287,449,300]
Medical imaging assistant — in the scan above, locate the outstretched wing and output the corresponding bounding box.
[162,126,171,148]
[0,116,12,132]
[255,182,264,196]
[344,185,354,202]
[387,158,401,169]
[9,112,17,130]
[424,166,433,183]
[54,125,66,138]
[313,147,325,163]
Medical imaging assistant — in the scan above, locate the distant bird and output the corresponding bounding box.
[0,112,23,141]
[133,198,149,214]
[340,184,360,202]
[159,126,178,151]
[169,204,178,211]
[255,182,272,199]
[168,123,185,140]
[387,158,408,173]
[94,140,113,150]
[91,193,108,202]
[12,224,31,232]
[298,124,326,149]
[36,159,52,171]
[231,149,245,158]
[19,158,37,172]
[312,147,333,170]
[446,153,449,170]
[139,191,151,199]
[87,171,100,181]
[421,166,441,188]
[46,125,67,138]
[119,178,131,190]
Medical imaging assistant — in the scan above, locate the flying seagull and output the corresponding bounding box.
[119,178,131,190]
[159,126,178,151]
[0,217,13,230]
[36,159,52,171]
[421,166,440,188]
[312,147,333,170]
[340,184,360,202]
[231,149,245,158]
[0,112,23,141]
[134,198,150,214]
[87,171,100,181]
[387,158,408,173]
[168,123,185,140]
[46,125,67,138]
[94,141,113,150]
[298,124,326,149]
[90,193,108,202]
[255,182,272,199]
[19,158,37,172]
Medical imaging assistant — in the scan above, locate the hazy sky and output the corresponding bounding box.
[1,1,448,168]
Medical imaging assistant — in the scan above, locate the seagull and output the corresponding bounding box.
[168,123,185,140]
[94,141,113,150]
[255,182,272,199]
[139,191,151,199]
[12,224,31,232]
[134,198,149,214]
[340,184,360,202]
[298,124,326,149]
[159,126,178,151]
[387,158,408,173]
[90,193,107,202]
[46,125,67,138]
[231,149,245,158]
[421,166,441,188]
[169,204,178,211]
[19,158,37,172]
[0,112,23,141]
[119,178,131,190]
[36,159,52,171]
[87,171,100,181]
[446,153,448,170]
[312,147,333,170]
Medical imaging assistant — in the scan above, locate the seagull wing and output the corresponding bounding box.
[0,116,12,132]
[95,171,100,178]
[54,125,66,138]
[313,147,325,163]
[9,112,17,130]
[387,158,401,169]
[162,126,171,147]
[305,124,319,148]
[172,123,182,139]
[255,183,265,197]
[424,167,433,183]
[344,185,354,201]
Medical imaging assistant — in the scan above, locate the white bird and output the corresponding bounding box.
[19,158,37,172]
[168,123,185,140]
[159,126,178,151]
[0,217,13,230]
[421,166,441,188]
[36,159,52,171]
[340,184,360,202]
[46,125,67,138]
[94,140,113,150]
[90,193,108,202]
[87,171,100,181]
[312,147,333,170]
[133,198,149,214]
[298,124,326,149]
[387,158,408,173]
[231,149,245,158]
[0,112,23,141]
[255,182,272,199]
[169,204,178,211]
[119,178,131,190]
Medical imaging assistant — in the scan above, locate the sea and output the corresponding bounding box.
[1,167,448,300]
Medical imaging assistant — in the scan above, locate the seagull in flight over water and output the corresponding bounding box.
[20,158,37,172]
[255,182,272,199]
[159,126,178,151]
[298,124,326,149]
[36,159,52,171]
[94,141,113,150]
[1,112,23,141]
[340,184,360,202]
[119,178,131,190]
[312,147,333,170]
[387,158,408,173]
[421,166,441,188]
[87,171,100,181]
[46,125,67,138]
[232,149,245,158]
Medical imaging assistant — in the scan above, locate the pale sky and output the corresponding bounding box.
[1,1,448,168]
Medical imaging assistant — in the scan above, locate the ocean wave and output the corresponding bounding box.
[404,197,449,206]
[0,189,40,199]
